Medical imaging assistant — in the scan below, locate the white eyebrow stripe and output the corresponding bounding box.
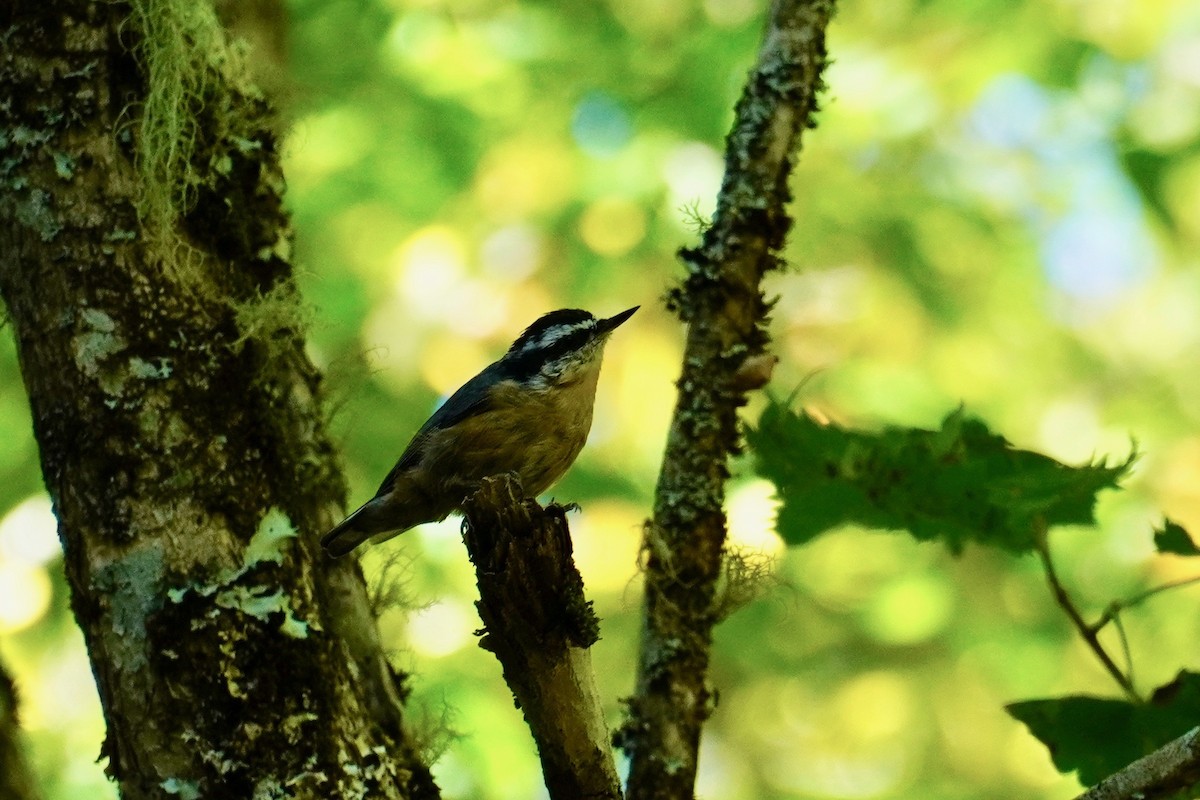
[520,320,596,353]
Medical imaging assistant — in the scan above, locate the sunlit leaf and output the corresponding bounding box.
[746,399,1135,553]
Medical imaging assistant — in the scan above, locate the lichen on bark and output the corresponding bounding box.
[0,1,437,797]
[619,2,836,799]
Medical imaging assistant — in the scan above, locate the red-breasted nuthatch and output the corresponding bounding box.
[321,306,638,557]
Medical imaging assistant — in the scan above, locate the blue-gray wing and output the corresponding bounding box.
[373,361,508,496]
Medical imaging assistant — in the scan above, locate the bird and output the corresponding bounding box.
[320,306,638,557]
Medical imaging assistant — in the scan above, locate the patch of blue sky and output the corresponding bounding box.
[952,64,1156,308]
[571,91,633,157]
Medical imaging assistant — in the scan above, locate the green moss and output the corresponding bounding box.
[230,281,313,356]
[125,0,261,279]
[710,545,774,622]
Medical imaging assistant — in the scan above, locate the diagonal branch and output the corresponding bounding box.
[618,2,836,798]
[461,476,622,800]
[1075,726,1200,800]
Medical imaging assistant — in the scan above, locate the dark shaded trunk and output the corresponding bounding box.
[0,1,437,797]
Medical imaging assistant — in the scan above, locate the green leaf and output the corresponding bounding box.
[745,399,1134,554]
[1007,671,1200,789]
[1154,519,1200,557]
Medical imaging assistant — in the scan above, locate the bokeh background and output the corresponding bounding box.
[4,0,1200,797]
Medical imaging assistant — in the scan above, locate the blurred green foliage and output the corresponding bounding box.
[4,0,1200,798]
[749,401,1134,553]
[748,398,1200,793]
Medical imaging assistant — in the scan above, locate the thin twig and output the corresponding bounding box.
[1092,575,1200,634]
[1111,612,1134,693]
[1033,521,1141,703]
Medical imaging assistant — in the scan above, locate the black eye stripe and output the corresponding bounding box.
[545,328,592,359]
[505,327,593,380]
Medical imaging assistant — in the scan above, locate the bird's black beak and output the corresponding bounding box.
[596,306,639,335]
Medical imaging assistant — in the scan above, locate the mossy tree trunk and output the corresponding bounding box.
[618,2,835,797]
[0,1,437,798]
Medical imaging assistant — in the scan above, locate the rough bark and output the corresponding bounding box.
[461,477,621,800]
[0,2,436,798]
[0,657,42,800]
[617,1,836,798]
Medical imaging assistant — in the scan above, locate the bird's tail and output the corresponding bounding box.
[320,505,374,558]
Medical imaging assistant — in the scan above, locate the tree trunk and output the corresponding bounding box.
[0,1,437,797]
